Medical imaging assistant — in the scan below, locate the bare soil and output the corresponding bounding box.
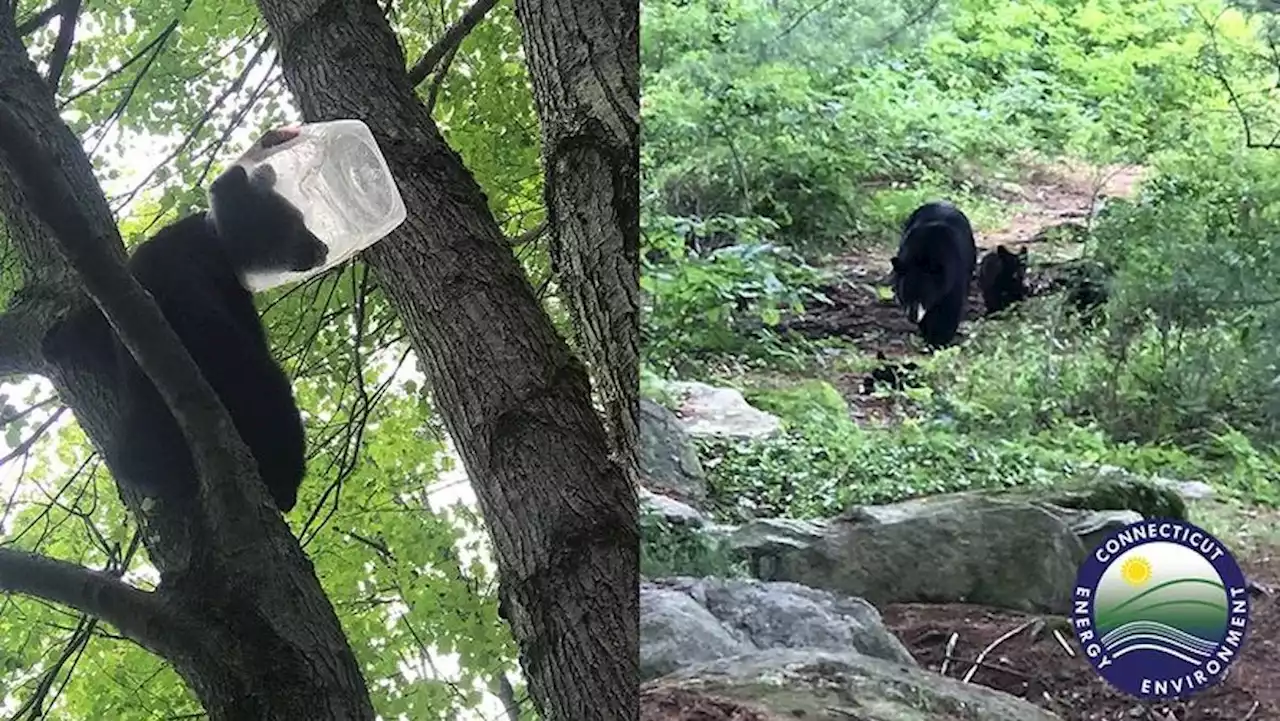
[980,160,1145,252]
[882,544,1280,721]
[640,688,772,721]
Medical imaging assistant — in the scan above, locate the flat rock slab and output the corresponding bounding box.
[641,648,1063,721]
[668,381,782,440]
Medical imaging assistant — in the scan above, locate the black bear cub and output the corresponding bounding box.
[860,351,921,394]
[977,245,1028,316]
[890,201,977,348]
[45,129,327,512]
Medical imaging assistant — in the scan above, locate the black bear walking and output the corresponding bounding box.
[890,201,977,348]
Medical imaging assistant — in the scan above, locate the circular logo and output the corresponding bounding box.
[1072,519,1251,700]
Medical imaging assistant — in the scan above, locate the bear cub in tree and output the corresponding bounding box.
[46,129,327,512]
[977,244,1028,316]
[890,201,977,348]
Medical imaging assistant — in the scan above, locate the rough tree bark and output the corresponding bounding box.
[248,1,640,719]
[512,0,641,475]
[0,14,375,721]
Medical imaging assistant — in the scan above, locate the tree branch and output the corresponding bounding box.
[110,36,273,213]
[60,16,180,107]
[16,1,60,35]
[0,304,46,378]
[875,0,941,48]
[508,219,547,246]
[1198,6,1280,149]
[406,0,499,87]
[0,547,169,650]
[44,0,82,90]
[423,36,461,115]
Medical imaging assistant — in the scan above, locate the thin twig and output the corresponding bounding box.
[775,0,837,42]
[962,619,1036,683]
[510,220,547,246]
[874,0,942,48]
[939,631,958,676]
[1051,628,1076,657]
[406,0,499,87]
[946,653,1033,680]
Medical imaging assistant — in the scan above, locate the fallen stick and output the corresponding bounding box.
[962,619,1037,684]
[940,632,959,676]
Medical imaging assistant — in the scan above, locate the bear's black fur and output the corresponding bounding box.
[44,160,326,512]
[977,244,1028,317]
[890,202,977,348]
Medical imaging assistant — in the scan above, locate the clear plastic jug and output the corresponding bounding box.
[232,119,407,291]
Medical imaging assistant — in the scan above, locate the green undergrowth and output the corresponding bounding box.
[640,516,747,579]
[640,0,1280,534]
[691,351,1279,525]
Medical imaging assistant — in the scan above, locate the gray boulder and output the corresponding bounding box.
[667,381,782,440]
[731,496,1085,613]
[640,577,914,681]
[640,399,709,506]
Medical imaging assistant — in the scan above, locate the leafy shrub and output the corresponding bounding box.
[1089,143,1280,445]
[641,0,1262,252]
[640,214,829,370]
[640,516,745,578]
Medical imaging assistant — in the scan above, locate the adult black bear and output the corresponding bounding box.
[45,129,327,512]
[890,201,977,348]
[977,245,1028,316]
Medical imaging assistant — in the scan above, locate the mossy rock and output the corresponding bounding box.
[982,468,1187,520]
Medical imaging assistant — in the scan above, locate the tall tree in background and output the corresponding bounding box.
[514,0,641,474]
[0,0,638,718]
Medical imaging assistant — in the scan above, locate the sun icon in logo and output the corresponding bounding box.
[1120,555,1153,586]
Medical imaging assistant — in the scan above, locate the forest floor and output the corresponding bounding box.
[792,159,1280,720]
[884,521,1280,721]
[778,160,1145,425]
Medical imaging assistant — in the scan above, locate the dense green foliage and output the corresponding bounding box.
[641,0,1280,544]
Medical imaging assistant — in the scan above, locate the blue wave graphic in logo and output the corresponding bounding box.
[1101,620,1220,664]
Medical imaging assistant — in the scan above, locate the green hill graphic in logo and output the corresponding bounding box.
[1093,542,1228,664]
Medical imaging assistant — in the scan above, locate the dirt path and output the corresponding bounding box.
[782,159,1143,395]
[979,160,1145,251]
[776,159,1147,431]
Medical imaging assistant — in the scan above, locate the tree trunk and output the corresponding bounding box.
[512,0,642,478]
[0,13,376,721]
[250,2,639,720]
